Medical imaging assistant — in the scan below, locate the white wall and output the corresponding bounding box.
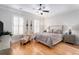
[0,5,42,34]
[44,9,79,44]
[1,5,79,46]
[0,5,43,50]
[0,7,12,32]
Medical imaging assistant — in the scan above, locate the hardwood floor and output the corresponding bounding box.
[10,40,79,55]
[0,48,11,55]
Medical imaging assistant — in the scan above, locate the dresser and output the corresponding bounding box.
[63,34,75,44]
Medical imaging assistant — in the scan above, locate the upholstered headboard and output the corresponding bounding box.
[47,25,64,34]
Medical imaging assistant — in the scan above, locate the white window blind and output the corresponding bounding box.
[13,16,24,35]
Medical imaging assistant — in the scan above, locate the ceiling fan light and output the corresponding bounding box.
[41,13,43,15]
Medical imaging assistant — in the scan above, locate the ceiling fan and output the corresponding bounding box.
[38,4,49,12]
[33,4,49,15]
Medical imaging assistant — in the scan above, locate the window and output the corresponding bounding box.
[13,16,24,35]
[34,20,40,33]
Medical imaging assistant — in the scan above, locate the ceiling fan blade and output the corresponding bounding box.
[38,8,42,10]
[43,10,49,12]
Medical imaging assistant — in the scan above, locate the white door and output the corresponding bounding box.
[34,20,40,33]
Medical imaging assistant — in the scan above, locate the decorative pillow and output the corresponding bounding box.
[48,29,53,33]
[53,29,62,34]
[23,35,30,41]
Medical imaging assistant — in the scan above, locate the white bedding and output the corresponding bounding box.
[34,32,63,47]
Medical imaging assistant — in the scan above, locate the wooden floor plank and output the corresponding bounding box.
[10,40,79,55]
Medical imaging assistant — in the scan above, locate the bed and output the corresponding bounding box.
[33,25,64,47]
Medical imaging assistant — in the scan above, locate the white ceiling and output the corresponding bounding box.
[1,4,79,16]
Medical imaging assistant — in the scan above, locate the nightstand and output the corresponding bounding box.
[63,34,76,44]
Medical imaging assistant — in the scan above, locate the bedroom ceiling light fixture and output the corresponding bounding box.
[33,4,50,15]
